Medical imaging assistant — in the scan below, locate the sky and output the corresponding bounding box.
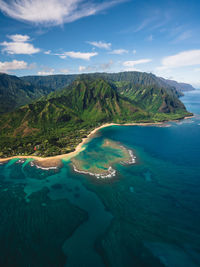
[0,0,200,87]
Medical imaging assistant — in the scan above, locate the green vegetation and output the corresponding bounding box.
[0,71,192,114]
[0,73,192,157]
[21,71,191,95]
[21,74,76,91]
[0,73,53,114]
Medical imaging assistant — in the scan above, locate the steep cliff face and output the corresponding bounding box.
[0,71,192,115]
[159,77,195,92]
[0,73,52,114]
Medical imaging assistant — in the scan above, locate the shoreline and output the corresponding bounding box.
[0,116,194,167]
[0,123,117,165]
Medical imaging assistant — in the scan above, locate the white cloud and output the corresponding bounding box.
[79,66,86,72]
[1,34,40,55]
[59,55,67,59]
[132,50,136,54]
[109,49,128,55]
[56,51,98,60]
[1,41,40,55]
[9,34,30,42]
[158,50,200,70]
[60,68,70,74]
[78,60,113,72]
[123,59,152,67]
[87,41,111,50]
[0,59,28,72]
[44,50,51,55]
[38,68,55,75]
[0,0,127,26]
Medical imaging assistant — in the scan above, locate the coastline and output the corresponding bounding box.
[0,122,117,166]
[0,116,193,167]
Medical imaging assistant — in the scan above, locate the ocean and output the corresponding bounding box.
[0,90,200,267]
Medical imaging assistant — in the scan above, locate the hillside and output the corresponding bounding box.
[89,72,181,94]
[0,77,191,158]
[159,77,195,92]
[85,73,185,113]
[21,74,76,91]
[21,71,185,95]
[0,73,53,114]
[0,71,193,115]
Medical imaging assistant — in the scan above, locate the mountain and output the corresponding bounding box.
[86,72,185,112]
[88,72,180,92]
[21,74,76,91]
[19,72,196,109]
[0,73,53,114]
[159,77,195,92]
[21,71,185,96]
[0,77,191,158]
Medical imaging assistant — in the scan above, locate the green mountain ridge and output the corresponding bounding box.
[0,73,53,114]
[21,71,190,96]
[0,76,191,157]
[0,71,193,115]
[21,74,76,91]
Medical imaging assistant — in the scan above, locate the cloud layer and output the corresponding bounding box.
[158,50,200,70]
[109,49,128,54]
[1,34,40,54]
[122,59,152,71]
[123,59,152,67]
[38,68,55,75]
[55,51,98,60]
[78,60,113,72]
[0,59,28,72]
[88,41,111,49]
[0,0,126,26]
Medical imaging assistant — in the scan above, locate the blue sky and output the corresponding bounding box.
[0,0,200,87]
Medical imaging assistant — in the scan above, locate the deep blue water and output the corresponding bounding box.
[0,90,200,267]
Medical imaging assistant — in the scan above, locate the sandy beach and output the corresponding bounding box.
[0,117,193,168]
[0,123,117,167]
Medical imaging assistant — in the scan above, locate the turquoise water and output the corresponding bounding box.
[0,90,200,266]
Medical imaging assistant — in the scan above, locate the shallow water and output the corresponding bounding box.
[71,138,135,178]
[0,90,200,266]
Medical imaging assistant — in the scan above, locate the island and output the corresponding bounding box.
[0,72,193,168]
